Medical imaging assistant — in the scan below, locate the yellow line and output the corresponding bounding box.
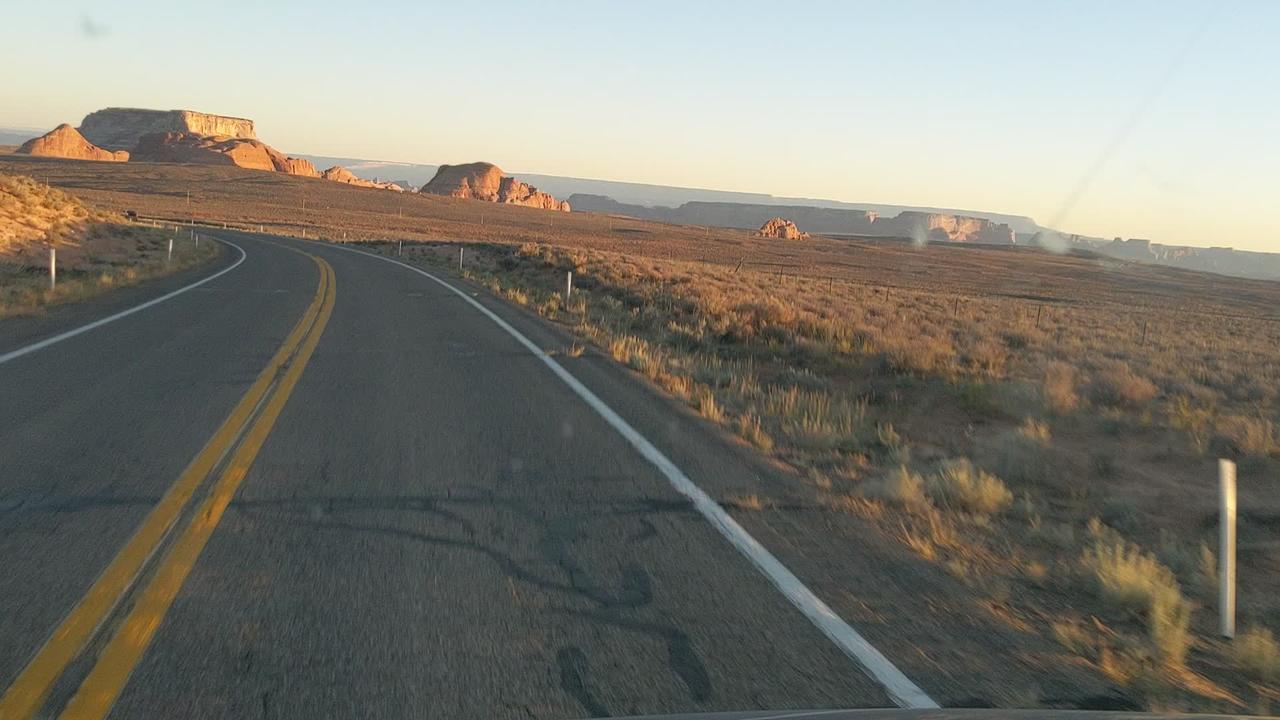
[0,254,331,720]
[60,257,335,720]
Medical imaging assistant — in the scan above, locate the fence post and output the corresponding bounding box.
[49,246,56,289]
[1220,459,1237,638]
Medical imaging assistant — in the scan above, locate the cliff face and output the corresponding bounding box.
[16,124,129,162]
[887,212,1016,244]
[79,108,256,151]
[421,162,569,211]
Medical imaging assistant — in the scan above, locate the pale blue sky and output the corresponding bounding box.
[3,1,1277,249]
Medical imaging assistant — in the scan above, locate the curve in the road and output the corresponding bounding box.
[323,242,940,710]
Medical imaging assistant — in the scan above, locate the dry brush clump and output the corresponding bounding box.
[1082,521,1192,669]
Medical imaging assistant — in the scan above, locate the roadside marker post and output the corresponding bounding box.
[168,237,174,263]
[49,246,56,289]
[459,247,464,271]
[566,271,573,300]
[1220,459,1237,638]
[398,239,403,256]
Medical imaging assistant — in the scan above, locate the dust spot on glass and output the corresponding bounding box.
[80,16,108,39]
[561,420,574,439]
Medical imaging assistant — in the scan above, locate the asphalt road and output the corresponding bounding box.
[0,231,908,719]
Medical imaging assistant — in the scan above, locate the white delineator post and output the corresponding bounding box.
[459,247,464,271]
[1220,458,1237,638]
[168,237,174,263]
[49,246,57,289]
[398,239,403,256]
[566,270,573,299]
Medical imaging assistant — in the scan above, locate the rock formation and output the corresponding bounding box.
[758,217,808,240]
[15,124,129,162]
[273,156,319,177]
[421,162,569,211]
[79,108,256,151]
[892,212,1016,244]
[321,165,404,191]
[130,132,317,177]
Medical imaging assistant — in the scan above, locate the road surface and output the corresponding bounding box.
[0,232,925,719]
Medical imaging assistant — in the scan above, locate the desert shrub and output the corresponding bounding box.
[759,386,866,451]
[694,386,723,423]
[928,459,1013,516]
[1215,413,1279,457]
[962,339,1007,377]
[866,466,930,509]
[1092,362,1159,409]
[876,423,910,465]
[734,413,773,451]
[1043,361,1079,414]
[992,424,1050,485]
[1017,417,1051,442]
[1082,521,1192,668]
[1168,395,1214,455]
[882,334,954,376]
[1234,627,1280,683]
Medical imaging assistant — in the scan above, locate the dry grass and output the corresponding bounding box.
[928,459,1013,516]
[1234,627,1280,684]
[866,466,930,509]
[1083,521,1192,668]
[0,171,218,317]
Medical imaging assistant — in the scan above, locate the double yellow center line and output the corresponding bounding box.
[0,252,336,720]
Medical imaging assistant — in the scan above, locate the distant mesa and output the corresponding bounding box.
[569,195,1014,244]
[421,162,569,211]
[897,211,1015,245]
[79,108,256,152]
[130,132,317,177]
[16,124,129,162]
[321,165,405,192]
[758,217,808,240]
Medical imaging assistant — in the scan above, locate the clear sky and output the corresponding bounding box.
[3,1,1277,249]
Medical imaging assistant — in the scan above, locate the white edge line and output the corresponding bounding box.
[0,239,247,366]
[322,241,940,710]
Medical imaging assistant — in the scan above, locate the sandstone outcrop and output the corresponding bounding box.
[131,132,276,170]
[273,156,319,177]
[16,124,129,162]
[320,165,404,191]
[758,217,808,240]
[79,108,256,151]
[130,132,317,177]
[421,162,569,211]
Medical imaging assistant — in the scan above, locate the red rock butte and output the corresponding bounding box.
[78,108,256,152]
[421,162,570,211]
[16,125,129,163]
